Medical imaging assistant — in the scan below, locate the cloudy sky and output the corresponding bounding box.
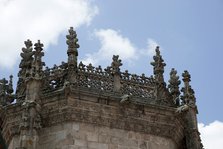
[0,0,223,148]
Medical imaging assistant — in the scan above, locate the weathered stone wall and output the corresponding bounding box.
[3,91,184,149]
[38,122,178,149]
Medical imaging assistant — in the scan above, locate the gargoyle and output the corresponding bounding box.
[176,104,189,114]
[120,94,131,104]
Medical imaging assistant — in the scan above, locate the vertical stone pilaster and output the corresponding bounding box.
[16,40,44,149]
[181,70,203,149]
[113,74,121,92]
[19,101,41,149]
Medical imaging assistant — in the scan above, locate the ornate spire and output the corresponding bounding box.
[150,46,166,84]
[168,68,181,106]
[180,70,202,149]
[181,70,196,107]
[0,76,14,106]
[19,39,35,78]
[16,40,35,101]
[66,27,79,69]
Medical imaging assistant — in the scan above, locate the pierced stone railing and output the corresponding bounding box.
[41,59,157,101]
[42,62,68,93]
[120,72,156,98]
[77,62,113,92]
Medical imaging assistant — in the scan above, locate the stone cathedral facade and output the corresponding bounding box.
[0,27,203,149]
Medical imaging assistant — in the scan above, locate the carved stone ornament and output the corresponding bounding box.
[111,55,122,75]
[32,40,45,78]
[181,70,196,106]
[150,46,166,84]
[66,27,79,68]
[0,75,14,106]
[0,27,203,149]
[19,39,35,78]
[168,68,181,106]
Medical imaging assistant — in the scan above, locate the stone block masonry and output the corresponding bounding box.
[38,122,177,149]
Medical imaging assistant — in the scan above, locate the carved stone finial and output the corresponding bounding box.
[111,55,122,74]
[123,70,130,80]
[66,27,79,68]
[34,40,44,51]
[168,68,181,106]
[19,39,35,78]
[16,40,35,101]
[24,39,33,50]
[150,46,166,84]
[0,78,8,106]
[86,63,95,73]
[110,55,122,92]
[182,70,191,82]
[0,76,15,106]
[32,40,45,78]
[181,70,196,106]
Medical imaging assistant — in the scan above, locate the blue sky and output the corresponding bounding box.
[1,0,223,148]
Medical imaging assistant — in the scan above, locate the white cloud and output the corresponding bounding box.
[81,29,159,66]
[198,121,223,149]
[0,0,98,68]
[145,38,159,56]
[82,29,137,65]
